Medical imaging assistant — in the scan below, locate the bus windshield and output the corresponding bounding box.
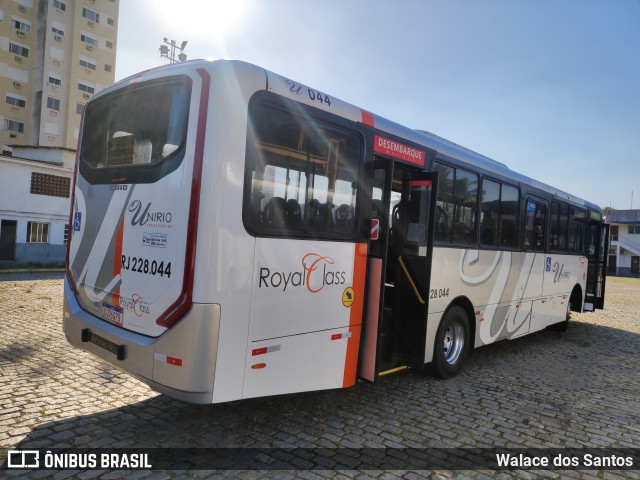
[79,75,192,182]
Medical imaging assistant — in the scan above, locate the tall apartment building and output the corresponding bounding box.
[0,0,119,152]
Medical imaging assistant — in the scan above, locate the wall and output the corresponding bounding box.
[0,150,72,264]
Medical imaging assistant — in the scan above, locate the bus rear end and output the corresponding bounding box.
[63,64,218,403]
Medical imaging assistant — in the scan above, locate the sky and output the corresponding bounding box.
[115,0,640,211]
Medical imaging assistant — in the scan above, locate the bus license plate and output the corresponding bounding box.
[101,302,123,326]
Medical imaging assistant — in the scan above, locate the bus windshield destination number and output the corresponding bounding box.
[285,80,332,107]
[122,255,171,278]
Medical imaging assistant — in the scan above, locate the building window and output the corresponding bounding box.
[53,0,67,11]
[48,75,62,86]
[9,43,30,58]
[45,121,59,136]
[6,94,26,108]
[79,58,97,70]
[82,7,100,23]
[47,97,61,111]
[31,172,70,198]
[107,17,115,26]
[50,46,64,61]
[27,222,49,243]
[51,26,64,36]
[105,40,113,49]
[81,33,98,47]
[104,64,112,73]
[76,103,85,115]
[12,19,31,33]
[629,225,640,235]
[4,118,25,133]
[78,82,95,94]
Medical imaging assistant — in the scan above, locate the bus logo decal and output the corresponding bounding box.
[258,253,347,293]
[128,200,173,228]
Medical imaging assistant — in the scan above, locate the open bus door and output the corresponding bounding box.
[392,172,438,368]
[359,165,437,382]
[359,163,437,380]
[584,213,608,311]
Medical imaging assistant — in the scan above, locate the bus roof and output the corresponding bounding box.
[112,59,602,213]
[356,98,601,213]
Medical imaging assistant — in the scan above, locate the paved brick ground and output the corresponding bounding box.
[0,272,639,478]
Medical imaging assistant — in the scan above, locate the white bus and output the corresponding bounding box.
[63,60,608,404]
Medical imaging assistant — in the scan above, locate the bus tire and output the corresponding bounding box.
[430,305,470,379]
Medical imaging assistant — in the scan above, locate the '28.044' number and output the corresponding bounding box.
[430,288,449,299]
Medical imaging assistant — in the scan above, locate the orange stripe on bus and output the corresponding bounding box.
[112,218,124,305]
[343,243,368,388]
[361,109,374,127]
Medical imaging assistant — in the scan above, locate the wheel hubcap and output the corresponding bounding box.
[443,321,464,365]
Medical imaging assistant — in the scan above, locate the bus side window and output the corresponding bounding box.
[245,97,361,239]
[433,162,478,245]
[525,200,547,252]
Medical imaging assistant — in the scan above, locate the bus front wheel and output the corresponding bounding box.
[430,306,470,379]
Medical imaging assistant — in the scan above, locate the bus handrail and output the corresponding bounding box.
[397,256,426,305]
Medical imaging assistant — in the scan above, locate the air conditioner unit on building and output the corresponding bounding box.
[16,30,26,37]
[14,56,23,63]
[54,35,62,42]
[13,82,22,88]
[10,133,17,138]
[86,44,94,51]
[88,21,95,27]
[18,5,27,12]
[83,93,90,99]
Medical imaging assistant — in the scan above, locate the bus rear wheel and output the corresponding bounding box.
[430,306,470,379]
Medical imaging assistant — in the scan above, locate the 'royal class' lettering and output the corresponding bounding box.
[258,253,347,293]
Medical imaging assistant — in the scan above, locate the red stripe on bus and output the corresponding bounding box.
[361,109,374,127]
[156,67,211,328]
[343,243,367,388]
[66,110,84,294]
